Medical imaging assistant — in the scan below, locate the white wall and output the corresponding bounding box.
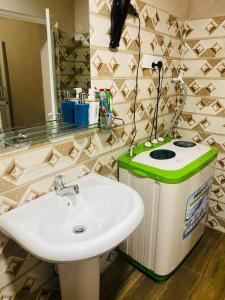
[188,0,225,19]
[146,0,189,19]
[0,0,75,32]
[74,0,89,33]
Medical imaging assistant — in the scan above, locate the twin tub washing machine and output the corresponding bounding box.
[118,138,218,280]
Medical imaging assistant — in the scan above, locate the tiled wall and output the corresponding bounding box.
[54,29,91,102]
[178,16,225,232]
[0,1,224,298]
[0,1,184,297]
[89,0,183,136]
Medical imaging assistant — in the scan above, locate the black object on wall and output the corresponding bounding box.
[110,0,131,49]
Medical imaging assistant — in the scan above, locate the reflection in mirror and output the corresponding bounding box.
[54,0,91,121]
[0,1,108,152]
[0,16,48,131]
[54,30,90,102]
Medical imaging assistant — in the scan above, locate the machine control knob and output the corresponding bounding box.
[144,141,152,148]
[158,137,164,142]
[151,139,158,144]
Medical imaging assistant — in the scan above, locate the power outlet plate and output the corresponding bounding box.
[142,54,163,69]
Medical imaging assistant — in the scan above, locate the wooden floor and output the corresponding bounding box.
[100,228,225,300]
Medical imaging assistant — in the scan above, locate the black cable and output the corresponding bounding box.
[150,70,160,140]
[154,67,161,138]
[130,14,141,146]
[150,66,164,140]
[155,67,164,138]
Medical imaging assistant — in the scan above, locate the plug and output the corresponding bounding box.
[152,61,163,69]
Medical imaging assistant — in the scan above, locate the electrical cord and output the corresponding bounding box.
[156,67,164,138]
[150,66,164,140]
[130,12,141,147]
[154,67,161,138]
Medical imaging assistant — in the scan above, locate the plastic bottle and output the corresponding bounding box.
[60,91,74,123]
[99,89,108,117]
[107,109,113,128]
[104,89,111,110]
[98,89,108,128]
[87,88,99,125]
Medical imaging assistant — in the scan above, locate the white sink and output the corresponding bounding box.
[0,173,144,300]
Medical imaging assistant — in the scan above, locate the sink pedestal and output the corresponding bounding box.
[58,257,100,300]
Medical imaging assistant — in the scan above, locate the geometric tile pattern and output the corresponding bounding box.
[177,16,225,232]
[89,0,183,141]
[2,1,185,296]
[54,29,91,101]
[0,1,224,298]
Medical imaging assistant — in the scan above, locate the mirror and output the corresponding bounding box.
[54,0,91,113]
[0,0,91,135]
[0,15,48,131]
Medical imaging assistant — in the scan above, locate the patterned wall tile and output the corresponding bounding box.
[0,0,192,296]
[184,39,225,59]
[179,16,225,231]
[0,2,224,299]
[183,17,225,39]
[91,77,177,105]
[90,0,183,38]
[0,146,54,194]
[183,59,225,78]
[54,29,91,101]
[181,97,225,116]
[179,113,225,136]
[208,200,225,233]
[211,169,225,203]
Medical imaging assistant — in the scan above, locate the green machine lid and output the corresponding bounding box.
[118,138,218,184]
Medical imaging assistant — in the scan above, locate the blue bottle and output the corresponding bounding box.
[61,101,75,124]
[74,103,89,127]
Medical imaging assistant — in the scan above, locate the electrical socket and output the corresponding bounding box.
[142,54,164,69]
[142,54,163,69]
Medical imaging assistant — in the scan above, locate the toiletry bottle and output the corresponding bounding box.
[87,88,99,125]
[61,91,75,124]
[105,89,111,110]
[98,89,104,127]
[107,109,113,128]
[105,89,112,128]
[74,92,89,127]
[99,89,108,117]
[99,89,110,128]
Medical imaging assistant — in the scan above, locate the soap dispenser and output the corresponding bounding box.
[61,91,74,124]
[74,93,89,127]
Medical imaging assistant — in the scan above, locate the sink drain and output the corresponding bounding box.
[73,225,87,234]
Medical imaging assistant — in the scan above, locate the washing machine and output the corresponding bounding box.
[118,138,218,281]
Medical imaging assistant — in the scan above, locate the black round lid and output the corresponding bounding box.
[173,141,196,148]
[150,149,176,160]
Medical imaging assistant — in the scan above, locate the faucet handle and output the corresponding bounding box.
[55,175,65,188]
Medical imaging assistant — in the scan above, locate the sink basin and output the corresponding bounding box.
[0,173,144,300]
[0,173,143,262]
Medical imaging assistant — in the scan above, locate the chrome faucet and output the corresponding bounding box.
[55,175,79,196]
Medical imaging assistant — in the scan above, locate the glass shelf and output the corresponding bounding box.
[0,117,125,152]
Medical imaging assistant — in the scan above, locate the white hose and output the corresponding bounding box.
[164,83,187,138]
